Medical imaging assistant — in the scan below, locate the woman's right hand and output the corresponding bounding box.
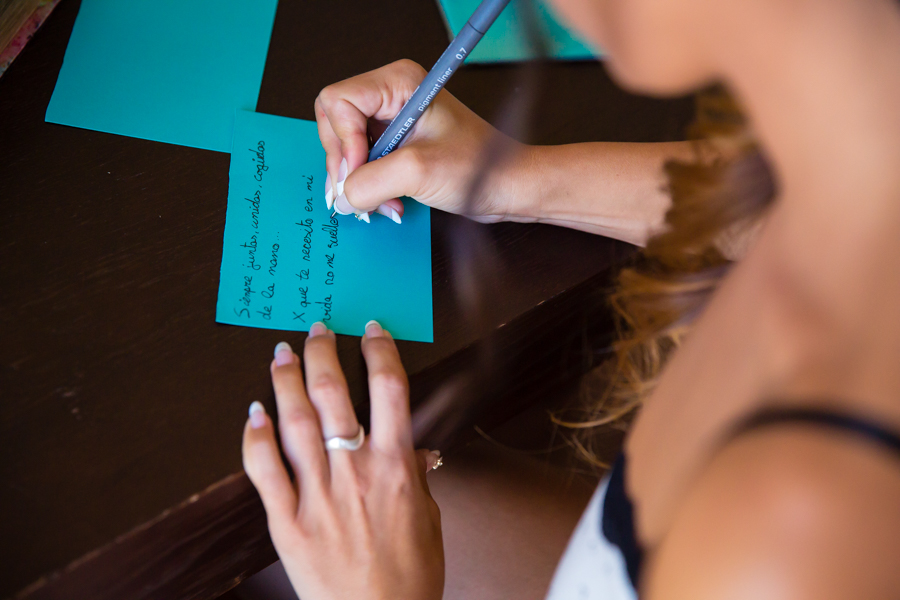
[315,59,523,223]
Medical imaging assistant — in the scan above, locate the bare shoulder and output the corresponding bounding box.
[642,427,900,600]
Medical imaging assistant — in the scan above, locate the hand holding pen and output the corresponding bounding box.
[318,0,513,224]
[315,60,521,224]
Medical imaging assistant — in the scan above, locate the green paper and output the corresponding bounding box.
[45,0,278,152]
[436,0,601,63]
[216,111,434,343]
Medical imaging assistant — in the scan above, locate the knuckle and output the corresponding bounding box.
[251,468,280,491]
[382,461,415,495]
[317,84,338,108]
[328,414,361,439]
[244,449,278,483]
[401,146,428,182]
[329,97,358,128]
[393,58,427,81]
[307,376,347,403]
[278,409,319,438]
[270,522,306,554]
[313,95,325,119]
[369,370,408,398]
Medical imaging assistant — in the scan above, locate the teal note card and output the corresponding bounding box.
[436,0,600,63]
[216,111,434,343]
[45,0,278,152]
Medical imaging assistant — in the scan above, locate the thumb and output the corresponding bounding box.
[336,146,428,214]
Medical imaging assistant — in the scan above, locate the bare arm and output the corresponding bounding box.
[496,141,694,246]
[315,61,693,247]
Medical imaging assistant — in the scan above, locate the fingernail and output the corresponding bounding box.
[428,450,443,472]
[358,211,370,224]
[364,320,383,338]
[309,321,328,337]
[249,401,266,429]
[334,192,353,216]
[335,157,348,196]
[274,341,293,366]
[324,173,334,210]
[376,205,402,224]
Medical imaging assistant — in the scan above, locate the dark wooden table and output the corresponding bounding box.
[0,1,693,598]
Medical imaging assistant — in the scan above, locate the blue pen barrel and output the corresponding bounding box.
[368,0,513,162]
[414,25,482,114]
[367,24,482,161]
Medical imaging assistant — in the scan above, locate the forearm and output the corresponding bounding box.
[499,141,694,246]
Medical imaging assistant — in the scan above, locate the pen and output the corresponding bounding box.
[333,0,513,219]
[368,0,512,161]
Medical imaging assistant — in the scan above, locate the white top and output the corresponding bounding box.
[544,476,638,600]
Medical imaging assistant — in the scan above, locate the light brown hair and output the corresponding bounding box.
[561,85,777,465]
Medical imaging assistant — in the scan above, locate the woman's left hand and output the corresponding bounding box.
[242,321,444,600]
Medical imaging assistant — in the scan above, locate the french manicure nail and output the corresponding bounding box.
[274,341,293,366]
[324,173,334,210]
[358,212,370,224]
[375,205,401,224]
[334,192,353,216]
[365,320,383,338]
[335,157,348,196]
[309,321,328,337]
[249,401,266,429]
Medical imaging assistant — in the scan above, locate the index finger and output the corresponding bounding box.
[314,96,344,202]
[315,60,426,174]
[360,321,412,454]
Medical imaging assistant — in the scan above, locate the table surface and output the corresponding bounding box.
[0,0,693,598]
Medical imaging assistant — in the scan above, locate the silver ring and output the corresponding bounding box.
[324,425,365,451]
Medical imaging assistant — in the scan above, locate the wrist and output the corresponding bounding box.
[475,142,545,224]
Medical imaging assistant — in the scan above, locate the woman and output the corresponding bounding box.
[241,0,900,597]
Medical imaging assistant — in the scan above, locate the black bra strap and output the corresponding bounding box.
[601,454,644,588]
[730,406,900,459]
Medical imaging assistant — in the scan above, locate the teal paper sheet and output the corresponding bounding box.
[216,111,434,343]
[45,0,278,152]
[435,0,600,63]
